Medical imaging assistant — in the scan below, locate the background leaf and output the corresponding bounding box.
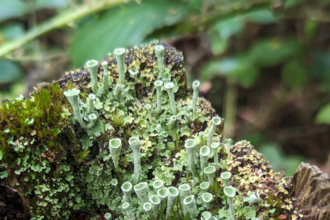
[315,103,330,124]
[0,0,27,22]
[0,59,22,84]
[70,0,189,67]
[281,60,307,89]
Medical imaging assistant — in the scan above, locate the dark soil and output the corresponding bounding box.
[0,185,29,220]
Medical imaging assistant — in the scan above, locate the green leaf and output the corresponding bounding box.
[1,23,25,40]
[211,17,243,40]
[281,60,307,89]
[242,9,278,24]
[0,150,2,160]
[70,0,188,66]
[0,170,8,179]
[0,59,22,84]
[0,0,27,22]
[200,57,259,88]
[247,38,301,67]
[315,103,330,124]
[35,0,67,10]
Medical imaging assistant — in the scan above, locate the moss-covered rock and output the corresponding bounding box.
[0,41,297,220]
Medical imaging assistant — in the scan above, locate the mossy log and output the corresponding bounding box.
[1,41,330,220]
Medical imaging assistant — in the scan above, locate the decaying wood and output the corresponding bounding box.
[290,162,330,220]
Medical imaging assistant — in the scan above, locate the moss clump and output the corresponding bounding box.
[0,41,297,220]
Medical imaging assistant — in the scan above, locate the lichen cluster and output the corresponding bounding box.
[0,41,297,220]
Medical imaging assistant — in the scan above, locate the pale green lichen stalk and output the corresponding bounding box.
[121,182,133,203]
[134,182,149,203]
[129,136,142,184]
[183,195,197,219]
[101,61,109,92]
[200,145,210,178]
[86,113,97,129]
[192,80,200,118]
[122,202,134,220]
[204,165,216,188]
[164,81,176,115]
[202,192,213,209]
[211,142,220,164]
[87,93,96,114]
[114,48,126,85]
[224,186,237,220]
[207,116,222,148]
[185,139,196,176]
[155,45,164,78]
[64,88,86,129]
[149,195,161,218]
[166,186,179,218]
[179,183,191,214]
[154,80,163,113]
[153,180,164,191]
[86,60,99,94]
[221,171,232,187]
[109,138,122,168]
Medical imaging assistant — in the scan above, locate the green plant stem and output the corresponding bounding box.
[0,0,128,57]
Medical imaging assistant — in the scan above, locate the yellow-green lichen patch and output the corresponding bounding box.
[226,140,295,219]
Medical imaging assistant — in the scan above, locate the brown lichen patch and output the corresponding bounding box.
[35,41,188,100]
[227,140,296,219]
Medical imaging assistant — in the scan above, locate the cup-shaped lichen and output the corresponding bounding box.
[129,136,141,184]
[207,116,222,148]
[101,61,109,92]
[122,202,134,220]
[143,202,153,219]
[153,180,164,191]
[201,211,212,220]
[185,139,196,176]
[224,186,236,220]
[204,165,216,188]
[200,182,210,192]
[145,104,152,122]
[111,178,118,186]
[157,187,168,214]
[179,183,191,214]
[157,187,168,201]
[154,80,163,113]
[86,113,97,129]
[64,88,86,129]
[87,93,96,114]
[128,69,139,79]
[104,213,112,220]
[109,138,122,168]
[220,171,232,187]
[211,142,220,164]
[149,195,161,218]
[166,186,179,217]
[155,45,164,77]
[164,82,176,115]
[121,182,133,202]
[202,192,213,209]
[183,195,197,219]
[86,60,99,94]
[200,145,210,178]
[134,182,149,203]
[192,80,200,118]
[114,48,126,85]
